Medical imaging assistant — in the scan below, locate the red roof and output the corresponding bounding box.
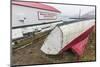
[12,1,61,13]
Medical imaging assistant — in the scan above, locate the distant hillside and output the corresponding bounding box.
[81,10,95,19]
[67,10,95,19]
[60,10,95,22]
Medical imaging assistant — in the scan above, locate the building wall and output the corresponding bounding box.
[12,5,61,27]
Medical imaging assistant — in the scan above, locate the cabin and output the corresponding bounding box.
[12,1,61,40]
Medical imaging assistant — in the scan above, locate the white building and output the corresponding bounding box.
[12,1,62,40]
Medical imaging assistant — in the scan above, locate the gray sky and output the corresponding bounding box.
[44,3,95,17]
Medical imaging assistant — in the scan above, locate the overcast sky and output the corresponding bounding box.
[20,0,95,18]
[44,3,95,17]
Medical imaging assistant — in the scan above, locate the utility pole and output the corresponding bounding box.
[79,9,81,19]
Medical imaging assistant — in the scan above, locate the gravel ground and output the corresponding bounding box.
[11,31,96,66]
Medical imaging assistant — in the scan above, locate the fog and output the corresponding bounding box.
[44,3,95,18]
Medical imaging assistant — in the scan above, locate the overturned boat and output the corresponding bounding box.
[41,19,95,56]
